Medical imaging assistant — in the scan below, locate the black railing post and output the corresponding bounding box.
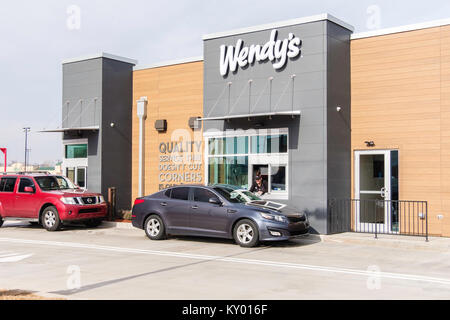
[374,200,378,239]
[425,202,429,242]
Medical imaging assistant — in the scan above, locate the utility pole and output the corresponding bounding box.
[23,127,30,171]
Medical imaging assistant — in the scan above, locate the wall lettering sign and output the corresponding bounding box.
[219,29,302,76]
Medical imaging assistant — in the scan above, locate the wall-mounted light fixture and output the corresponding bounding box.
[155,119,167,132]
[188,117,202,130]
[336,106,342,112]
[364,141,375,147]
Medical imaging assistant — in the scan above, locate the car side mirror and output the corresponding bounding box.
[24,186,35,193]
[209,198,222,206]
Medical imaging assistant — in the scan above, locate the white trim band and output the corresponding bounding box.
[200,110,301,121]
[351,17,450,40]
[134,56,204,71]
[203,13,354,40]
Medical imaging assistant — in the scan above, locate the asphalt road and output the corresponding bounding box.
[0,220,449,300]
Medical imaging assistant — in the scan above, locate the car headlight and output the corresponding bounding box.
[259,212,287,223]
[60,197,77,205]
[98,196,106,204]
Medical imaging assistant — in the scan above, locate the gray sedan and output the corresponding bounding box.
[131,185,309,247]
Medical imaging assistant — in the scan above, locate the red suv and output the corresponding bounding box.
[0,173,108,231]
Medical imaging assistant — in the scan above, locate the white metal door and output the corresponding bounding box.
[355,150,391,233]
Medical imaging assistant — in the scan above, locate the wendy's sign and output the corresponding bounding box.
[219,29,302,76]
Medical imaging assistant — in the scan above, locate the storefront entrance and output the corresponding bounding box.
[354,150,399,233]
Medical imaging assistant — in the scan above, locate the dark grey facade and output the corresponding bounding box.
[62,55,135,211]
[203,18,352,234]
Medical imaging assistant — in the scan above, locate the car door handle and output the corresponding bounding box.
[227,209,237,214]
[191,205,198,209]
[160,202,167,207]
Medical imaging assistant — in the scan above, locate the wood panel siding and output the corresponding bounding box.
[131,62,204,204]
[351,24,450,236]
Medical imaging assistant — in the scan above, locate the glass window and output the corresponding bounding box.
[65,144,87,159]
[271,166,286,191]
[35,176,67,191]
[193,188,218,203]
[77,167,86,188]
[208,156,248,189]
[208,137,248,155]
[18,178,35,193]
[66,168,75,182]
[251,135,288,154]
[0,177,17,192]
[164,189,171,198]
[360,154,384,191]
[56,176,75,190]
[171,187,189,201]
[213,187,246,204]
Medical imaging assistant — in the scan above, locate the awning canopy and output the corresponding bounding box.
[38,125,100,133]
[199,110,301,121]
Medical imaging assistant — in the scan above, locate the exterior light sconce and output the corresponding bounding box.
[110,122,115,128]
[188,117,202,130]
[155,119,167,132]
[336,106,342,112]
[365,141,375,147]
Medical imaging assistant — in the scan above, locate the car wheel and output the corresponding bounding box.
[42,206,62,231]
[144,215,166,240]
[83,219,103,228]
[233,219,259,248]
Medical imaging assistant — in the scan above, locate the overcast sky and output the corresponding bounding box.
[0,0,449,164]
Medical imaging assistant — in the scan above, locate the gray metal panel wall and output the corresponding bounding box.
[203,20,352,234]
[62,59,103,129]
[326,22,352,233]
[62,58,103,194]
[101,58,133,211]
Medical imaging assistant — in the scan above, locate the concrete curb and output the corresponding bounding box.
[101,221,134,230]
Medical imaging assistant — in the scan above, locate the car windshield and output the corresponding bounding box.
[240,190,262,201]
[35,176,77,191]
[213,187,247,203]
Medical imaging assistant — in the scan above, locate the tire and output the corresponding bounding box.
[144,215,166,240]
[83,219,103,228]
[42,206,62,231]
[233,219,260,248]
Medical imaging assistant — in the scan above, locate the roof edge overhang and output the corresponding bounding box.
[199,110,301,121]
[38,126,100,133]
[62,53,137,65]
[202,13,354,40]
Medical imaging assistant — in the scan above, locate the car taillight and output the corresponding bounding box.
[134,199,145,206]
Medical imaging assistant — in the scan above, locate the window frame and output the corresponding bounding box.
[0,177,18,193]
[192,186,220,204]
[204,128,289,199]
[65,144,88,159]
[169,186,190,201]
[17,177,36,194]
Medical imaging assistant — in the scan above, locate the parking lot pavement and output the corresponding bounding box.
[0,220,450,300]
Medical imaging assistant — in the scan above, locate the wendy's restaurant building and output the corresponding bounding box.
[49,13,450,237]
